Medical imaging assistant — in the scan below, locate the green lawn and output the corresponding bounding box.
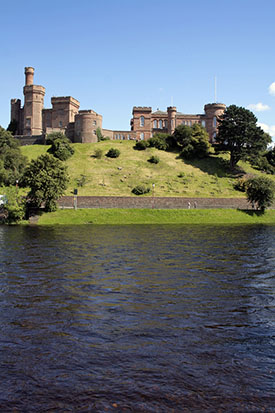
[37,208,275,225]
[21,141,275,198]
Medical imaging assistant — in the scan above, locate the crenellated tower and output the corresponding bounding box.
[23,67,45,136]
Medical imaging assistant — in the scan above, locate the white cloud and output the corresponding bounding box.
[247,102,270,112]
[268,82,275,96]
[257,122,275,138]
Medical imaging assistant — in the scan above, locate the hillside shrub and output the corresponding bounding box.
[148,155,160,164]
[106,148,120,158]
[94,149,103,159]
[46,132,74,161]
[148,134,169,151]
[134,140,148,150]
[132,185,151,195]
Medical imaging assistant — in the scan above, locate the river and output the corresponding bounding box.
[0,225,274,412]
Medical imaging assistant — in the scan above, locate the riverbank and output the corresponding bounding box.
[36,208,275,225]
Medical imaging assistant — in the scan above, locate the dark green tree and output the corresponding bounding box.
[46,132,74,161]
[215,105,271,169]
[7,119,19,136]
[96,127,103,141]
[23,153,69,211]
[171,124,210,159]
[0,127,27,185]
[245,176,275,211]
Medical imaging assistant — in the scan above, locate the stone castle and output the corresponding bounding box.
[10,67,225,144]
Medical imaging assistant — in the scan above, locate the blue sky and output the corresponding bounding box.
[1,0,275,141]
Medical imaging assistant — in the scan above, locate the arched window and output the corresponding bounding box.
[164,120,168,128]
[153,120,157,128]
[212,132,216,142]
[201,120,206,128]
[159,120,163,129]
[140,116,144,127]
[140,132,144,140]
[213,116,217,127]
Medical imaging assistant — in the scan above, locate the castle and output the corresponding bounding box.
[10,67,226,144]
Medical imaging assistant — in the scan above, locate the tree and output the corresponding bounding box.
[23,153,69,211]
[96,127,103,141]
[245,176,275,211]
[46,132,74,161]
[171,124,210,159]
[215,105,271,169]
[0,127,27,185]
[7,119,19,136]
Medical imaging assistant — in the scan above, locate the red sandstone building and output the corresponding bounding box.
[11,67,225,144]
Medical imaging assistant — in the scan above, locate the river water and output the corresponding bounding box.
[0,224,274,412]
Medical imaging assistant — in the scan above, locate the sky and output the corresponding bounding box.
[1,0,275,142]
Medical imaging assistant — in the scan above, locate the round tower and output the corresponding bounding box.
[25,67,34,86]
[23,67,45,136]
[167,106,177,134]
[204,103,226,142]
[74,110,102,143]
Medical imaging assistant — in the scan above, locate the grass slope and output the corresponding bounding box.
[21,141,275,198]
[37,208,275,225]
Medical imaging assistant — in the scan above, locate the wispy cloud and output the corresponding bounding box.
[247,102,270,112]
[268,82,275,96]
[258,122,275,138]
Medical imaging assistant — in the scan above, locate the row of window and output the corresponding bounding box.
[138,118,216,129]
[114,134,132,140]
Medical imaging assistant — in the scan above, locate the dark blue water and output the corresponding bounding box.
[0,225,275,412]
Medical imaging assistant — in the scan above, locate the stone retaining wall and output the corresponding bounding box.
[59,196,257,209]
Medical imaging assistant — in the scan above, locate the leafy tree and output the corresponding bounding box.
[23,153,69,212]
[245,176,275,211]
[215,105,271,169]
[265,146,275,167]
[96,127,103,141]
[46,132,74,161]
[7,119,19,136]
[171,124,210,159]
[148,133,169,151]
[0,186,26,224]
[0,127,27,185]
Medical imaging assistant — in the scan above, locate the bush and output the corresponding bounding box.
[178,172,185,178]
[250,156,275,174]
[46,132,74,161]
[234,177,249,192]
[132,185,151,195]
[148,134,169,151]
[148,155,160,164]
[106,148,120,158]
[94,149,103,159]
[1,186,26,224]
[245,176,275,211]
[134,140,148,150]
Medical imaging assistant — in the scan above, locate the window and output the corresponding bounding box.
[59,121,63,127]
[93,120,97,126]
[159,120,163,129]
[26,118,31,127]
[164,120,168,128]
[213,116,217,127]
[93,130,96,135]
[201,120,206,128]
[153,120,157,128]
[140,116,144,127]
[182,120,186,125]
[127,134,130,140]
[140,132,144,140]
[212,132,216,142]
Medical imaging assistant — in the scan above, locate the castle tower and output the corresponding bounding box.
[204,103,226,142]
[167,106,177,134]
[131,107,152,140]
[23,67,45,136]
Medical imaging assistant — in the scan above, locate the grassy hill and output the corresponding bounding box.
[21,140,275,198]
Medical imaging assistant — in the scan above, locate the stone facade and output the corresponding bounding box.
[10,67,226,144]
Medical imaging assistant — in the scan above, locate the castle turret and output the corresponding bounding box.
[131,106,152,140]
[25,67,34,86]
[23,67,45,136]
[74,110,102,143]
[167,106,177,134]
[204,103,226,142]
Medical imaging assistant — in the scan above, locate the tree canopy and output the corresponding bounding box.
[172,124,210,159]
[245,176,275,211]
[215,105,271,169]
[0,127,27,186]
[23,153,69,211]
[46,132,74,161]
